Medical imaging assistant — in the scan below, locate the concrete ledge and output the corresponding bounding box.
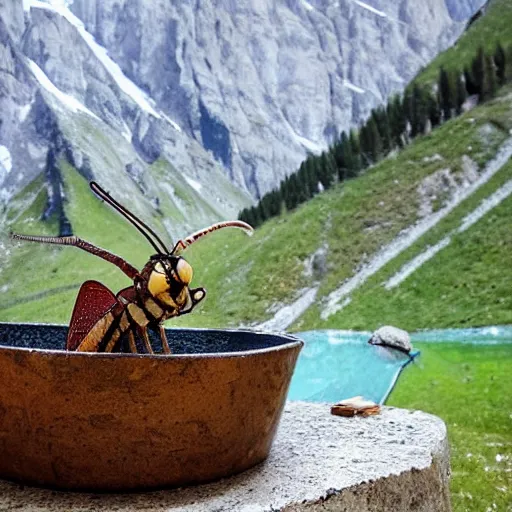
[0,402,450,511]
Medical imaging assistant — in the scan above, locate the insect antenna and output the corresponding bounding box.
[172,220,253,255]
[9,233,140,279]
[90,182,170,255]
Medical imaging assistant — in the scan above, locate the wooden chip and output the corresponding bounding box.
[330,396,381,418]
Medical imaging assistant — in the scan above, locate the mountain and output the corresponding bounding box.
[176,83,512,332]
[67,0,486,197]
[0,0,252,245]
[1,0,485,221]
[4,82,511,327]
[2,0,504,326]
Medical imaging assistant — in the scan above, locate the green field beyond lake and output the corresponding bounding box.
[389,341,512,511]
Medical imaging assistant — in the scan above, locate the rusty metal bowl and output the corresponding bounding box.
[0,323,302,491]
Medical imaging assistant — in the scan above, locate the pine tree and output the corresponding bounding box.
[262,190,280,218]
[456,73,467,114]
[507,45,512,83]
[358,123,371,168]
[367,117,382,163]
[238,207,248,224]
[317,152,333,190]
[410,86,420,137]
[471,46,486,99]
[243,206,259,228]
[281,177,290,211]
[388,94,406,148]
[374,107,392,154]
[427,92,441,128]
[464,66,479,96]
[483,54,497,101]
[268,190,277,215]
[258,196,269,221]
[330,138,344,175]
[494,42,506,86]
[403,87,414,131]
[411,84,429,136]
[285,179,294,210]
[326,151,338,185]
[438,67,454,120]
[253,205,262,227]
[296,167,309,203]
[297,162,310,200]
[350,130,362,172]
[340,131,355,178]
[305,157,320,194]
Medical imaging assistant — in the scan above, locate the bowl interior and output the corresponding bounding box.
[0,322,299,354]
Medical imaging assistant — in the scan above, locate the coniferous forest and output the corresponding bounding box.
[239,43,512,228]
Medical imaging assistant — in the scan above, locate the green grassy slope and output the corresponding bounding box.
[389,342,512,512]
[0,164,155,322]
[320,158,512,331]
[415,0,512,86]
[2,88,511,329]
[177,87,512,332]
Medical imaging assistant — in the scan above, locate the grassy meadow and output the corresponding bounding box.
[390,342,512,511]
[415,0,512,87]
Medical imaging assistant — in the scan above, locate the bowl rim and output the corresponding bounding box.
[0,321,303,360]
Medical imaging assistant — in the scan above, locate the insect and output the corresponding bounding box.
[11,181,253,354]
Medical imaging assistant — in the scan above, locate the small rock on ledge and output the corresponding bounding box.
[0,402,450,511]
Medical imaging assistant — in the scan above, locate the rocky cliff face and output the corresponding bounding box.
[0,0,485,237]
[0,0,252,241]
[69,0,486,196]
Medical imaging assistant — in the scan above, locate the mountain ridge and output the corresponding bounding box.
[1,0,486,218]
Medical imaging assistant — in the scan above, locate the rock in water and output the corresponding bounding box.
[368,326,412,353]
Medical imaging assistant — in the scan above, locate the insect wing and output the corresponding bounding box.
[67,280,118,351]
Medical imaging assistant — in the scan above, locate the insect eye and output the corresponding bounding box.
[176,258,193,285]
[148,271,169,297]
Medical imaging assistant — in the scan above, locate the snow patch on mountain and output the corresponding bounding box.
[284,119,324,154]
[353,1,387,18]
[121,122,132,142]
[18,102,33,123]
[343,80,366,94]
[162,114,182,133]
[28,0,161,117]
[28,59,99,118]
[24,0,182,133]
[23,0,73,10]
[300,0,315,12]
[295,135,324,154]
[184,176,202,193]
[0,146,12,174]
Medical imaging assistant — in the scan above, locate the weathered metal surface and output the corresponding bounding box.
[0,324,302,491]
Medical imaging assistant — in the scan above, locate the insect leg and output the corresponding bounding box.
[159,324,171,354]
[103,326,124,353]
[139,326,154,354]
[128,330,138,353]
